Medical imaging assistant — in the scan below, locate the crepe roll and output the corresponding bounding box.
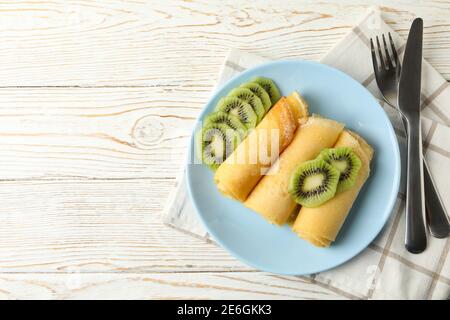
[214,92,308,202]
[244,116,344,225]
[292,130,374,247]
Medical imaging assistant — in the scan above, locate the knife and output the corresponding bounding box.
[398,18,427,254]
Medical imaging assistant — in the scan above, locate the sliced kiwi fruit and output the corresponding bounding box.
[319,147,362,193]
[228,88,265,123]
[288,159,339,208]
[240,82,272,112]
[216,96,257,130]
[200,123,240,171]
[204,111,247,139]
[251,77,281,105]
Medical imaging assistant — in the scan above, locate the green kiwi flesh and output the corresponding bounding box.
[251,77,281,105]
[288,159,339,208]
[240,82,272,112]
[199,77,281,170]
[228,88,265,123]
[200,123,240,171]
[204,111,247,139]
[216,96,257,130]
[319,147,362,193]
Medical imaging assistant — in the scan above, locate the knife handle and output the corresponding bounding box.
[405,115,427,254]
[399,115,449,238]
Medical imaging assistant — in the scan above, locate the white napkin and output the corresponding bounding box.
[162,7,450,300]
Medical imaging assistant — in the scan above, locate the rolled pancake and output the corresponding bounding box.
[214,93,308,202]
[244,116,344,225]
[292,130,374,247]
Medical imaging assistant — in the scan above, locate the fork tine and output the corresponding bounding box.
[370,38,380,76]
[375,36,386,70]
[388,32,401,76]
[382,34,394,69]
[388,33,399,63]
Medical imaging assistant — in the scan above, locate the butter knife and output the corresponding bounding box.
[398,18,427,254]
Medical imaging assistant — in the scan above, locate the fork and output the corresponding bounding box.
[370,33,450,239]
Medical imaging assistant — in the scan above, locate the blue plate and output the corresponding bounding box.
[186,60,400,275]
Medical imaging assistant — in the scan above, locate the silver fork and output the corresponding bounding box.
[370,33,449,239]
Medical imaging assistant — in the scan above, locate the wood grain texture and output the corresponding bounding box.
[0,87,339,299]
[0,87,198,179]
[0,179,253,272]
[0,272,344,300]
[0,0,448,299]
[0,0,447,86]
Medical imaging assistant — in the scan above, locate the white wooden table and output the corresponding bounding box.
[0,0,448,300]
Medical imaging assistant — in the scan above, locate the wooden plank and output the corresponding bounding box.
[0,178,258,273]
[0,272,343,299]
[0,87,198,179]
[0,1,447,86]
[0,0,448,300]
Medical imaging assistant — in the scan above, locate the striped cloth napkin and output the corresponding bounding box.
[162,7,450,300]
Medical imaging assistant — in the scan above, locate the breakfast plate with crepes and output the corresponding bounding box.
[187,60,400,275]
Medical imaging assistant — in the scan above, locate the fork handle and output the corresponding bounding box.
[399,114,449,238]
[423,160,450,238]
[404,114,427,254]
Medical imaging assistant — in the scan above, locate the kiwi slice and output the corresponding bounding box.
[200,123,240,171]
[216,97,257,129]
[240,82,272,112]
[204,111,247,139]
[288,159,339,208]
[252,77,281,105]
[319,147,362,193]
[228,88,265,123]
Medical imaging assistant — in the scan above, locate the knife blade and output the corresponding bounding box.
[398,18,427,254]
[398,18,423,114]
